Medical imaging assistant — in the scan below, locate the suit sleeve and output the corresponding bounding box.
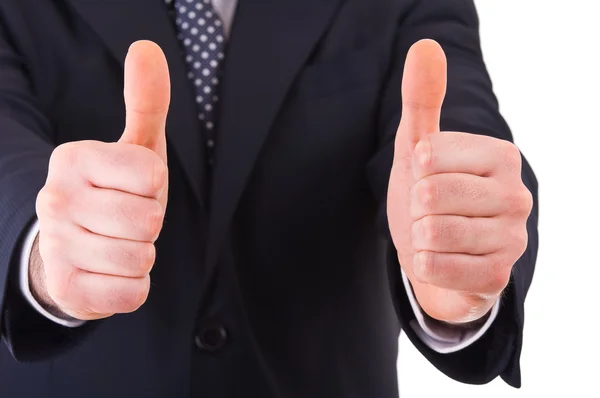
[0,20,94,363]
[366,0,539,387]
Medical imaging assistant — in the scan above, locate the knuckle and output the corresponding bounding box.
[36,187,67,219]
[49,142,80,171]
[413,251,434,283]
[518,187,534,215]
[136,243,156,275]
[504,189,521,210]
[488,263,511,293]
[505,187,533,215]
[119,277,150,313]
[511,226,529,256]
[414,139,432,171]
[500,141,522,172]
[420,216,440,247]
[151,157,168,194]
[144,201,164,241]
[416,179,438,213]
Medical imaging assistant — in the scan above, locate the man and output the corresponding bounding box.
[0,0,538,397]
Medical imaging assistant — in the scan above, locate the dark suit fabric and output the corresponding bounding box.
[0,0,539,397]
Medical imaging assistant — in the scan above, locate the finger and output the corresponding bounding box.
[411,215,508,255]
[410,173,509,219]
[412,251,510,295]
[412,132,523,181]
[394,39,447,160]
[120,40,170,163]
[69,227,156,278]
[63,271,151,315]
[72,187,164,242]
[76,142,166,199]
[62,310,115,322]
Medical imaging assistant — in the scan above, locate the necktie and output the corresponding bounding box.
[167,0,227,166]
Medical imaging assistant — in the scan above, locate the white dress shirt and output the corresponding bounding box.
[19,0,499,353]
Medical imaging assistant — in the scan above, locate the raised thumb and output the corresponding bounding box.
[396,39,447,150]
[119,40,171,163]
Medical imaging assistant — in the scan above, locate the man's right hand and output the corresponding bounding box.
[30,41,171,321]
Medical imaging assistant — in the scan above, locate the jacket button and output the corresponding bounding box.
[195,319,228,352]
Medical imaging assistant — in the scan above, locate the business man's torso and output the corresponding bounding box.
[0,0,410,397]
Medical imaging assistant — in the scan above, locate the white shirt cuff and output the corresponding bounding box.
[19,219,85,328]
[401,269,499,354]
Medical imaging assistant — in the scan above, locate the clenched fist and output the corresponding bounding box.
[31,41,171,321]
[388,40,533,324]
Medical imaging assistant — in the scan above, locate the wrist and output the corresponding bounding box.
[28,234,80,323]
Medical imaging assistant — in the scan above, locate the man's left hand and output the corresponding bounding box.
[387,39,533,324]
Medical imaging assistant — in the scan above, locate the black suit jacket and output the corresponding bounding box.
[0,0,539,397]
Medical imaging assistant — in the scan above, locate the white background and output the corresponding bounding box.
[398,1,600,397]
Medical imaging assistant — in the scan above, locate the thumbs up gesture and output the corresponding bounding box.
[32,41,170,321]
[388,40,533,324]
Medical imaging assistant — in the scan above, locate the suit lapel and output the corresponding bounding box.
[206,0,343,267]
[68,0,208,208]
[67,0,344,269]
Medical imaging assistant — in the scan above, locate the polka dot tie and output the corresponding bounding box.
[166,0,226,166]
